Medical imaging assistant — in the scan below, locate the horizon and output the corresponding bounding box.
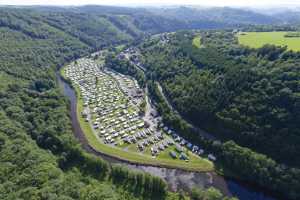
[1,0,300,8]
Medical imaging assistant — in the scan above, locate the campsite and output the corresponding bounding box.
[62,56,214,171]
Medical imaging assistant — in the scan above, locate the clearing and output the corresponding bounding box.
[238,31,300,51]
[192,35,201,48]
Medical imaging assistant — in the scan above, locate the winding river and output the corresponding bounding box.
[57,72,278,200]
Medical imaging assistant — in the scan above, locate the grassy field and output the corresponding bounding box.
[238,32,300,51]
[60,65,214,172]
[192,35,201,48]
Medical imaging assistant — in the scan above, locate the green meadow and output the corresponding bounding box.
[238,32,300,51]
[192,35,201,48]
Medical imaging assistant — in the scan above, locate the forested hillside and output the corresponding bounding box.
[3,5,289,37]
[134,31,300,199]
[140,31,300,167]
[0,8,171,200]
[148,6,277,26]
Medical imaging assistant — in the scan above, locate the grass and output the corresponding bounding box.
[192,35,201,48]
[238,31,300,51]
[60,65,214,172]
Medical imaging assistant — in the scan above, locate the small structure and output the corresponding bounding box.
[138,143,144,151]
[179,152,189,161]
[208,154,217,161]
[150,110,158,117]
[157,133,164,140]
[175,144,183,152]
[169,151,177,159]
[187,143,193,150]
[180,139,187,146]
[198,149,204,155]
[192,145,199,152]
[81,109,89,118]
[151,147,158,156]
[158,144,165,150]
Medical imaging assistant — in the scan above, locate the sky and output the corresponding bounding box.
[1,0,300,7]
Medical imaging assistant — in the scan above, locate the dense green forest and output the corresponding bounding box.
[114,31,300,199]
[105,53,146,87]
[0,8,135,199]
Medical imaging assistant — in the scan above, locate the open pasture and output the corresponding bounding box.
[238,31,300,51]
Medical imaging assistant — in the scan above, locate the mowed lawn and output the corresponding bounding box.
[238,32,300,51]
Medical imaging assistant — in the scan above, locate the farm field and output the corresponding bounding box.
[238,31,300,51]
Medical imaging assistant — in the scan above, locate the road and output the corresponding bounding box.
[156,82,217,141]
[156,82,178,114]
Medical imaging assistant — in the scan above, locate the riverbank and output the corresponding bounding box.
[60,64,214,172]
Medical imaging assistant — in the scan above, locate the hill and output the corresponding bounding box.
[135,30,300,199]
[0,7,170,200]
[4,5,292,34]
[147,6,278,26]
[140,30,300,167]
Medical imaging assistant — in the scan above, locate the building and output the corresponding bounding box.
[208,154,217,161]
[187,143,193,150]
[179,152,189,160]
[175,144,183,152]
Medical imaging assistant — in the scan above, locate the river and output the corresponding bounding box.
[57,72,278,200]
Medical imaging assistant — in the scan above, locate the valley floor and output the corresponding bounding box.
[60,55,214,172]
